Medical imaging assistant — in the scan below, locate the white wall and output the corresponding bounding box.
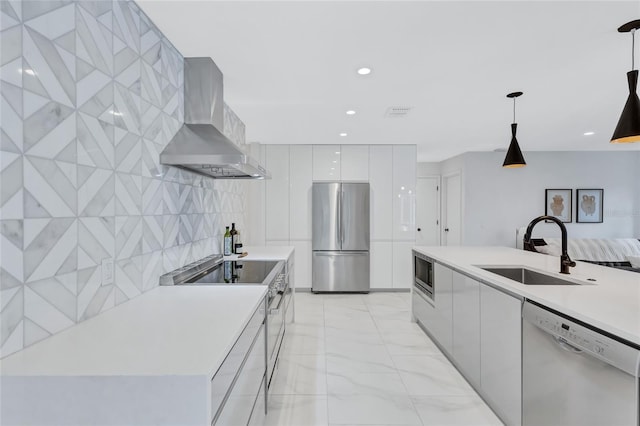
[249,144,417,289]
[455,151,640,246]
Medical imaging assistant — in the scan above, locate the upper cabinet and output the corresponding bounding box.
[289,146,312,240]
[392,145,416,241]
[340,145,369,181]
[265,145,290,241]
[369,145,393,240]
[312,145,341,181]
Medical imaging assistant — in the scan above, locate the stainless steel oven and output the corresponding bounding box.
[266,265,287,389]
[413,251,434,302]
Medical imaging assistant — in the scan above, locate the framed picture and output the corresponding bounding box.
[545,189,572,223]
[576,189,604,223]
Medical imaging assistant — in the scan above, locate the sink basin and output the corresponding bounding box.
[480,267,581,285]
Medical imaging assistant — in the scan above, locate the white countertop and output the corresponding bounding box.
[414,246,640,346]
[0,285,267,377]
[224,245,294,261]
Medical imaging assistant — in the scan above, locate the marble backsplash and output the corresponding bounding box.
[0,0,247,357]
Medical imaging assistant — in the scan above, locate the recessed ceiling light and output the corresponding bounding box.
[19,68,36,76]
[357,67,372,75]
[335,151,341,155]
[339,133,347,137]
[584,131,595,136]
[346,110,356,115]
[110,110,123,117]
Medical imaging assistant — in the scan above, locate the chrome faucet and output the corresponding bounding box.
[523,215,576,274]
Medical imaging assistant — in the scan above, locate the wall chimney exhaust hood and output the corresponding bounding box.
[160,57,269,179]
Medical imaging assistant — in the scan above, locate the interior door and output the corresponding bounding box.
[341,183,370,251]
[442,173,461,246]
[416,177,440,246]
[312,182,340,251]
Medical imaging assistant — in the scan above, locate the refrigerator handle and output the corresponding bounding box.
[340,188,344,245]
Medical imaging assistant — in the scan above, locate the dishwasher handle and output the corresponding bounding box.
[553,336,583,354]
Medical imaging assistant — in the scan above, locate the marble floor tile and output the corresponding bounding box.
[374,317,423,333]
[327,371,408,396]
[327,394,422,425]
[271,354,327,395]
[411,396,503,426]
[326,352,397,375]
[381,331,442,356]
[262,395,329,426]
[280,328,325,355]
[392,354,476,396]
[266,292,498,426]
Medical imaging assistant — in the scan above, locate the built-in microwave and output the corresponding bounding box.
[413,251,434,302]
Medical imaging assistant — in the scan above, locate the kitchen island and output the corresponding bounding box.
[412,246,640,426]
[414,246,640,344]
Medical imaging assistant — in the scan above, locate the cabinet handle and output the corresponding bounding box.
[417,228,421,232]
[444,228,450,232]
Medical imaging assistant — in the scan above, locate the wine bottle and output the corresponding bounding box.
[223,226,232,256]
[234,231,243,254]
[230,223,237,253]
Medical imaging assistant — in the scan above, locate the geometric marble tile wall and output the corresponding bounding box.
[0,0,246,357]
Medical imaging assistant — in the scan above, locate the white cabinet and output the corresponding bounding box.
[290,240,311,289]
[392,145,416,241]
[289,145,312,240]
[211,300,266,425]
[265,145,290,241]
[452,272,480,386]
[392,242,414,289]
[432,263,453,354]
[312,145,341,181]
[480,284,522,426]
[340,145,369,181]
[369,145,393,241]
[370,242,392,289]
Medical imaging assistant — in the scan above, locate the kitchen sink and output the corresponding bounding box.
[480,267,582,285]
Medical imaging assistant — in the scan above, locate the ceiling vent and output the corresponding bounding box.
[385,106,413,118]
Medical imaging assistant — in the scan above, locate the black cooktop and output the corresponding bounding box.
[187,260,279,284]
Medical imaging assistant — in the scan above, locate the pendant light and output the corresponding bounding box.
[612,20,640,143]
[502,91,526,168]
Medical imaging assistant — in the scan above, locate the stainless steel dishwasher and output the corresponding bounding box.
[522,301,640,426]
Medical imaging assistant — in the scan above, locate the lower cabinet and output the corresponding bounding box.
[413,261,523,426]
[432,263,453,354]
[451,272,480,386]
[480,284,522,426]
[211,298,267,426]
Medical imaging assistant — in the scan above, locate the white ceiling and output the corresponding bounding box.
[138,1,640,162]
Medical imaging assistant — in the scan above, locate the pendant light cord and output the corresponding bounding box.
[513,97,516,123]
[633,28,636,71]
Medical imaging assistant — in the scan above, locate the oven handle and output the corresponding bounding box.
[269,287,287,315]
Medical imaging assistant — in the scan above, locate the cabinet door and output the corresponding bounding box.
[265,145,290,241]
[392,145,416,241]
[312,145,341,181]
[452,272,480,386]
[392,242,414,289]
[340,145,369,181]
[289,145,312,240]
[480,285,522,426]
[432,263,453,354]
[214,324,266,425]
[369,145,393,240]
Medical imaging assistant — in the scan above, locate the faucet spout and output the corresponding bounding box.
[523,215,576,274]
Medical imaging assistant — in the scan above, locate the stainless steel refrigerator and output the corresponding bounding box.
[312,182,370,293]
